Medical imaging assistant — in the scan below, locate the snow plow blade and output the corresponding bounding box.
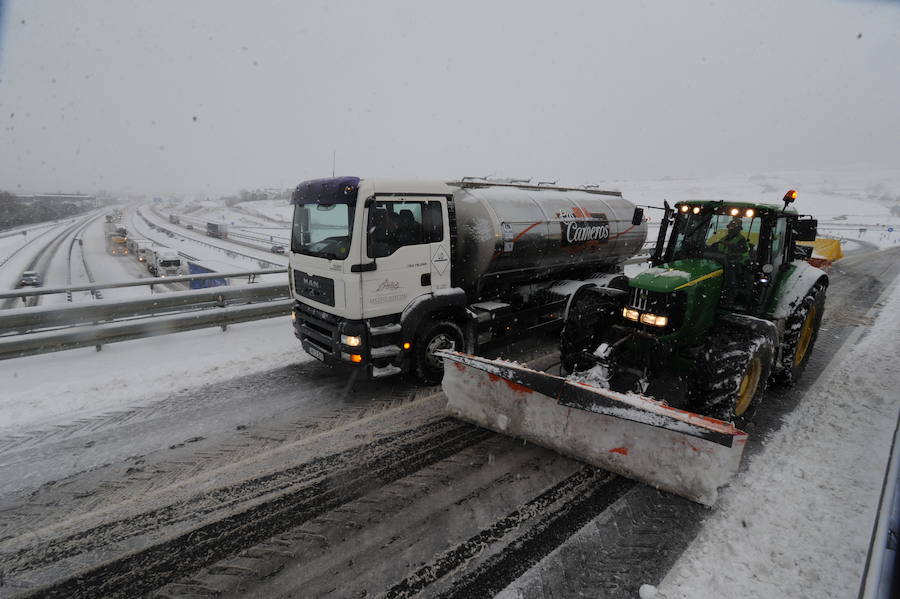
[438,350,748,505]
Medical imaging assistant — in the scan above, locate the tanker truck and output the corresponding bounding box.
[289,176,646,383]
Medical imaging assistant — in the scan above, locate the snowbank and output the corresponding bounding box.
[657,278,900,598]
[0,316,305,435]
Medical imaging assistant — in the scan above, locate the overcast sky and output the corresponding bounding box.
[1,1,898,198]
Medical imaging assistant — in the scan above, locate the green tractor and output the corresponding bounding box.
[558,190,828,421]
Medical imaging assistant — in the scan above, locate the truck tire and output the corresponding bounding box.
[414,320,464,385]
[695,331,775,421]
[774,284,826,386]
[559,287,618,375]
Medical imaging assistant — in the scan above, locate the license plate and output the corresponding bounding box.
[308,347,325,362]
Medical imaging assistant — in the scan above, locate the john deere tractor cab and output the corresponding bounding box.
[559,190,827,420]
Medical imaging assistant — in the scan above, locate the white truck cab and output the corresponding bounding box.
[152,248,183,278]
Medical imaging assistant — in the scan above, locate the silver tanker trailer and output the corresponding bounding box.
[289,176,647,383]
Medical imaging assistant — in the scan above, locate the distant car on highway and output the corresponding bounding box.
[186,224,194,230]
[20,271,41,286]
[270,245,285,254]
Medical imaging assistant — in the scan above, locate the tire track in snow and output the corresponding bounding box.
[4,419,489,597]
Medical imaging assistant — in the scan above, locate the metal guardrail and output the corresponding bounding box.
[0,300,292,360]
[0,282,289,334]
[859,414,900,599]
[0,269,287,300]
[0,267,293,359]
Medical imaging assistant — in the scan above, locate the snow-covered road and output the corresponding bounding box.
[0,245,897,597]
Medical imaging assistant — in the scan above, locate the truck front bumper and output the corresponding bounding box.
[292,301,407,378]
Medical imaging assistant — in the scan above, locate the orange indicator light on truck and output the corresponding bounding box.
[350,354,363,363]
[403,342,411,350]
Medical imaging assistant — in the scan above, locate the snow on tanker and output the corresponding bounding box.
[288,177,646,382]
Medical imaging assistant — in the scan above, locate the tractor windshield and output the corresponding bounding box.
[671,211,761,263]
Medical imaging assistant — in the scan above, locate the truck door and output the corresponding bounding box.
[360,198,435,318]
[426,198,452,291]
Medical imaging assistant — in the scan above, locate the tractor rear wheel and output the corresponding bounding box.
[695,331,775,421]
[774,283,826,386]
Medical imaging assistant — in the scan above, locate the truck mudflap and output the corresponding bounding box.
[437,350,747,505]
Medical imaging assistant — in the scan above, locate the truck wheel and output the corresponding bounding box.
[696,332,775,421]
[414,320,464,385]
[774,284,826,386]
[559,287,617,375]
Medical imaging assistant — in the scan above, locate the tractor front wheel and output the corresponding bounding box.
[695,331,775,422]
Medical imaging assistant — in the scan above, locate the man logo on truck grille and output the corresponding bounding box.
[557,208,610,246]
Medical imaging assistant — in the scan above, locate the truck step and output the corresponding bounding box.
[369,323,401,336]
[371,345,401,359]
[372,364,402,378]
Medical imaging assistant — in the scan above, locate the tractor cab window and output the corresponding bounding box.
[671,212,761,263]
[767,217,788,269]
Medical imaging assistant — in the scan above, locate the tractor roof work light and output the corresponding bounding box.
[782,189,798,212]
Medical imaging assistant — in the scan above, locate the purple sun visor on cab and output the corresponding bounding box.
[291,176,361,205]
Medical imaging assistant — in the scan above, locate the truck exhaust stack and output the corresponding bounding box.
[438,350,748,505]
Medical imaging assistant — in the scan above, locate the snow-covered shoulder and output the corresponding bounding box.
[657,276,900,599]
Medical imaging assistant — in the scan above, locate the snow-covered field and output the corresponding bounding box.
[615,169,900,250]
[236,199,293,224]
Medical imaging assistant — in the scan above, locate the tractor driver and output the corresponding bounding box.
[709,217,752,305]
[709,217,750,265]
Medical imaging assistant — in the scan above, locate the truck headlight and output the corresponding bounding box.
[640,313,669,327]
[341,334,362,347]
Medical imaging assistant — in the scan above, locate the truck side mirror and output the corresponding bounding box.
[793,219,817,242]
[631,207,644,226]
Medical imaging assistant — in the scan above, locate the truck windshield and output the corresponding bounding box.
[291,177,359,260]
